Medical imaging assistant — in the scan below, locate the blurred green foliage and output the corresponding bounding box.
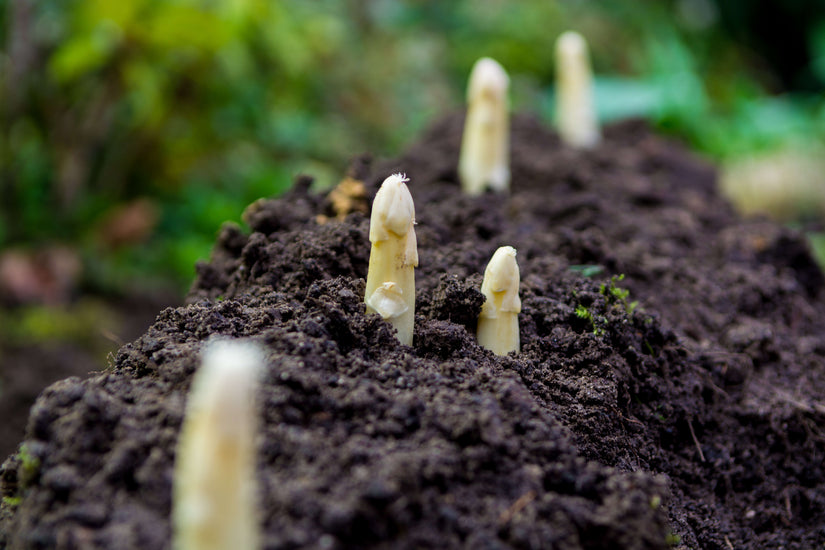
[1,0,824,293]
[0,298,113,348]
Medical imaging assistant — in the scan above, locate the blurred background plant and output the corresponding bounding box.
[0,0,824,349]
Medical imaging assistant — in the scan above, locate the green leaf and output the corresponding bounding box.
[49,20,123,82]
[568,264,605,278]
[593,77,663,122]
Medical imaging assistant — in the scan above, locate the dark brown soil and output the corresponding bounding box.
[2,114,824,549]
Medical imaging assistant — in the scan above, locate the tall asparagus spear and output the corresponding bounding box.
[365,173,418,345]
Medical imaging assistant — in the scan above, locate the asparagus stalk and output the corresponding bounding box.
[555,31,600,148]
[365,173,418,345]
[477,246,521,355]
[459,57,511,195]
[173,339,263,550]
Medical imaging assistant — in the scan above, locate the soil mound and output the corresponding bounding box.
[2,114,824,549]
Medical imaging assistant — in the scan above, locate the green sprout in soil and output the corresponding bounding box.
[555,31,600,149]
[574,304,593,324]
[173,339,263,550]
[2,496,22,508]
[599,274,638,315]
[18,443,41,489]
[575,304,605,336]
[477,246,521,355]
[459,57,511,196]
[364,173,418,346]
[665,532,682,546]
[574,274,637,336]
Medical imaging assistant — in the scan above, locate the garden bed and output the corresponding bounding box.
[2,113,823,549]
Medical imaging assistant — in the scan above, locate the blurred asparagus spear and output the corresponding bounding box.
[555,31,600,148]
[459,57,511,195]
[173,339,263,550]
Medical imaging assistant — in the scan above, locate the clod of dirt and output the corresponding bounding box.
[2,114,824,549]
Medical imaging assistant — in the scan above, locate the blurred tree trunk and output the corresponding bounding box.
[6,0,36,112]
[2,0,38,241]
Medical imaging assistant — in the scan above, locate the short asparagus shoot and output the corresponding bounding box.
[459,57,510,195]
[365,173,418,345]
[477,246,521,355]
[173,339,263,550]
[555,31,600,148]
